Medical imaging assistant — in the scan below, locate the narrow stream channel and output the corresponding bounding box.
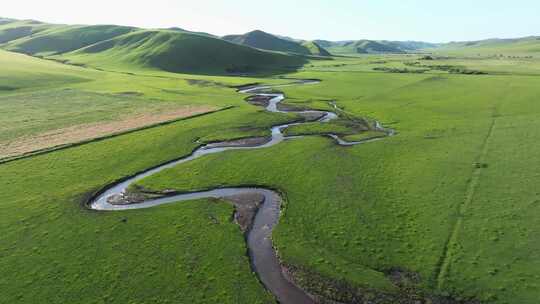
[87,80,393,304]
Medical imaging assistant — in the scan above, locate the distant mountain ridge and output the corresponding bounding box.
[445,36,540,46]
[223,30,330,56]
[315,39,437,54]
[0,17,14,25]
[443,36,540,48]
[431,36,540,55]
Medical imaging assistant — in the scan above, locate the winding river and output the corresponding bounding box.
[87,80,393,304]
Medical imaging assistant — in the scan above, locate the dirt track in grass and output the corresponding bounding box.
[0,105,215,159]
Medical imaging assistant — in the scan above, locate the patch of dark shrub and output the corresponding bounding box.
[373,67,428,74]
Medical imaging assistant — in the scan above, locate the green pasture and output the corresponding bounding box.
[1,48,540,304]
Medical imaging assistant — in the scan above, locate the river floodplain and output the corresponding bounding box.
[2,51,540,304]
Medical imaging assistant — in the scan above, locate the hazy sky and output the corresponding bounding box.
[3,0,539,42]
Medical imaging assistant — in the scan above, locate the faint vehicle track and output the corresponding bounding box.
[434,109,498,290]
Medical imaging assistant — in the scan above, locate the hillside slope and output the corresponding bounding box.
[436,36,540,56]
[0,18,14,25]
[393,40,438,51]
[0,19,307,75]
[301,41,331,56]
[4,24,136,56]
[165,27,217,38]
[327,40,405,54]
[317,39,436,55]
[223,30,313,55]
[313,40,337,48]
[61,30,307,74]
[0,20,59,44]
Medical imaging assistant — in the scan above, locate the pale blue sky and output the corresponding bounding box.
[3,0,539,42]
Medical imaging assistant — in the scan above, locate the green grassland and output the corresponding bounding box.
[0,49,296,151]
[432,36,540,57]
[131,67,540,303]
[0,48,301,302]
[0,107,293,304]
[2,32,540,304]
[0,49,95,91]
[302,52,540,77]
[409,57,540,76]
[283,117,369,138]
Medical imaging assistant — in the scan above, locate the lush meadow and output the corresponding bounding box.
[1,46,540,304]
[132,65,540,303]
[0,88,296,304]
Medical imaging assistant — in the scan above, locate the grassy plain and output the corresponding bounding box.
[2,47,540,304]
[133,64,540,303]
[0,120,279,304]
[0,49,293,158]
[0,83,297,304]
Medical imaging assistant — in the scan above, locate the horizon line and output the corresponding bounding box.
[2,16,539,45]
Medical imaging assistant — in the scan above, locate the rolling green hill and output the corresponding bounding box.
[301,41,331,56]
[0,19,308,75]
[0,20,59,44]
[3,24,136,56]
[435,36,540,56]
[0,17,14,25]
[316,39,436,55]
[317,36,540,57]
[313,40,336,48]
[390,40,437,51]
[351,40,405,54]
[60,29,307,74]
[165,27,217,38]
[223,30,314,55]
[326,40,405,54]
